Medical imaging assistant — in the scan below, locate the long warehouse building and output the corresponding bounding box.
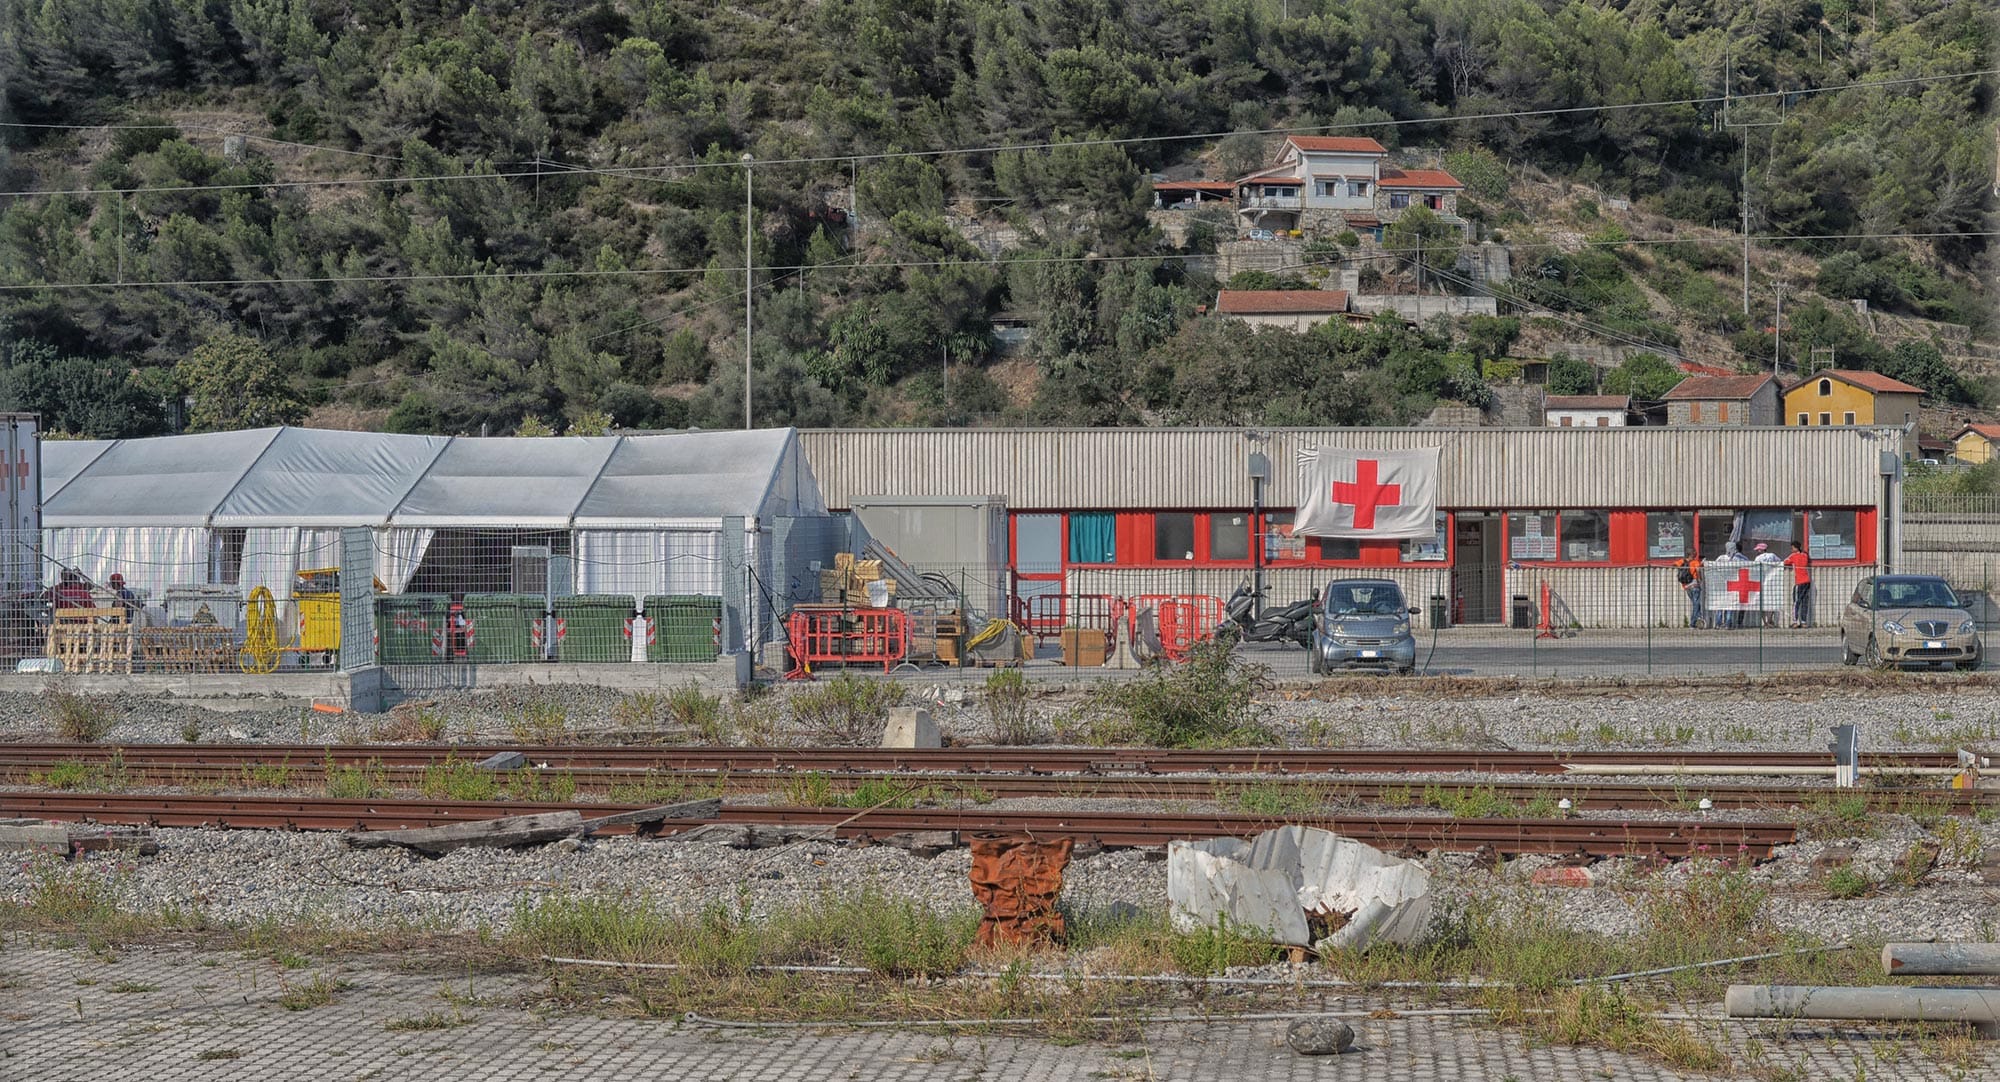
[801,426,1907,630]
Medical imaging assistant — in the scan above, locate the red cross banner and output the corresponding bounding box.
[1293,447,1441,540]
[1702,563,1786,612]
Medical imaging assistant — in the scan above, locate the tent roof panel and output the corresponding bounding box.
[571,429,808,525]
[210,428,453,526]
[40,427,823,529]
[43,428,281,527]
[388,436,622,527]
[39,439,118,506]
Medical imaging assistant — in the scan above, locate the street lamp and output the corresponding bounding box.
[742,152,754,430]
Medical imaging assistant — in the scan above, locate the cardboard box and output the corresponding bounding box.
[1060,627,1108,667]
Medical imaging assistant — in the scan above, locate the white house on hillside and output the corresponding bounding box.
[1236,136,1466,240]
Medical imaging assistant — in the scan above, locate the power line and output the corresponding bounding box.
[1,67,1992,200]
[4,229,1992,293]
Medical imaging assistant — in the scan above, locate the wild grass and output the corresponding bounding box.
[276,973,352,1011]
[418,758,580,803]
[985,668,1040,745]
[43,682,115,742]
[773,772,961,809]
[1092,638,1273,748]
[323,758,390,799]
[789,674,905,744]
[508,700,572,745]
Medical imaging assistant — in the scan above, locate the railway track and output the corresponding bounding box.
[0,743,1973,775]
[0,758,1985,814]
[0,791,1797,858]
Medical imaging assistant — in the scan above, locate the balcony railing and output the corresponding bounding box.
[1239,195,1302,211]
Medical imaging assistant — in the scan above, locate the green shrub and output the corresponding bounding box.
[985,667,1039,744]
[789,673,904,744]
[43,683,114,742]
[664,682,728,743]
[1099,638,1271,748]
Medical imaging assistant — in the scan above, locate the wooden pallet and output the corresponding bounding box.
[46,608,133,674]
[135,627,236,674]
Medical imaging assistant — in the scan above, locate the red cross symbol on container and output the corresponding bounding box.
[1725,568,1763,605]
[1331,459,1401,530]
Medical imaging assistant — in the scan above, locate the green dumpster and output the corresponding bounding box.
[554,594,637,662]
[463,593,542,664]
[643,595,722,663]
[375,594,447,664]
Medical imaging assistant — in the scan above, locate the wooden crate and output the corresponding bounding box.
[47,608,133,674]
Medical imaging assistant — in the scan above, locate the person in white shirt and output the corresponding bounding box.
[1751,543,1783,627]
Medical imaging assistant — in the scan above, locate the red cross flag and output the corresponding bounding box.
[1703,563,1786,612]
[1294,447,1441,540]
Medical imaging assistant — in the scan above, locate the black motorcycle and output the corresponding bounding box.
[1217,580,1317,650]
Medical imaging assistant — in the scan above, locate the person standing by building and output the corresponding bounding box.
[1676,553,1705,628]
[1712,543,1748,629]
[1783,542,1812,628]
[1752,543,1783,628]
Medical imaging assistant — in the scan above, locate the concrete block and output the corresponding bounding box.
[881,706,941,749]
[0,823,72,854]
[478,751,528,770]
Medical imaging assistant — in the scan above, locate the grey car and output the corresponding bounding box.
[1311,578,1418,675]
[1839,575,1982,670]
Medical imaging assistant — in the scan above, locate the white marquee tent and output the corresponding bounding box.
[38,427,827,650]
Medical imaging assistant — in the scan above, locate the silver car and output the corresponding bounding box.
[1311,578,1418,675]
[1840,575,1982,671]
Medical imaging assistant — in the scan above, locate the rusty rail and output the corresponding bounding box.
[0,791,1797,858]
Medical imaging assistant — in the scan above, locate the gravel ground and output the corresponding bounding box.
[3,677,1998,960]
[2,679,1998,753]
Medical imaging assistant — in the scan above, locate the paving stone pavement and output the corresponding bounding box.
[3,944,1998,1081]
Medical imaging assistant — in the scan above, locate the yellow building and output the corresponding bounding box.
[1953,423,2000,465]
[1783,369,1923,459]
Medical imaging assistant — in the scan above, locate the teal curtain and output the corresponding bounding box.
[1067,513,1116,564]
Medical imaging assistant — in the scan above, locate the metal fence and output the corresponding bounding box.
[6,512,2000,683]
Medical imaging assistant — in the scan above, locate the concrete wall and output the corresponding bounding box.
[1349,295,1499,319]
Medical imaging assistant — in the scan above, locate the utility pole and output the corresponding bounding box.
[742,153,754,430]
[1772,280,1785,376]
[1724,50,1780,318]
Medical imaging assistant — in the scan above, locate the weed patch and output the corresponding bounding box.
[509,699,572,745]
[43,682,115,742]
[1095,639,1272,748]
[985,668,1040,744]
[276,973,352,1011]
[323,758,389,799]
[790,674,904,744]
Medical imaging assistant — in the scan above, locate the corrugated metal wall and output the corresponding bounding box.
[803,427,1894,510]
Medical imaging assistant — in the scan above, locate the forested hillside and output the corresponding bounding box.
[0,0,1991,437]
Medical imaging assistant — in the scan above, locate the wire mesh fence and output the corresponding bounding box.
[4,508,1999,681]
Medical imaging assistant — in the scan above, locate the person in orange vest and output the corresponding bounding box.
[1783,542,1812,628]
[1675,552,1705,629]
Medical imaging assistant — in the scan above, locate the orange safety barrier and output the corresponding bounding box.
[785,606,911,679]
[1121,593,1226,662]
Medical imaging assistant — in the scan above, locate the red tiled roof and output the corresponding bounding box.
[1545,396,1631,411]
[1286,136,1388,154]
[1955,423,2000,441]
[1677,360,1737,377]
[1785,369,1926,396]
[1215,290,1351,315]
[1378,167,1464,189]
[1662,374,1775,401]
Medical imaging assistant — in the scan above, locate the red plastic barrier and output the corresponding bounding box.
[1120,593,1225,662]
[785,607,911,679]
